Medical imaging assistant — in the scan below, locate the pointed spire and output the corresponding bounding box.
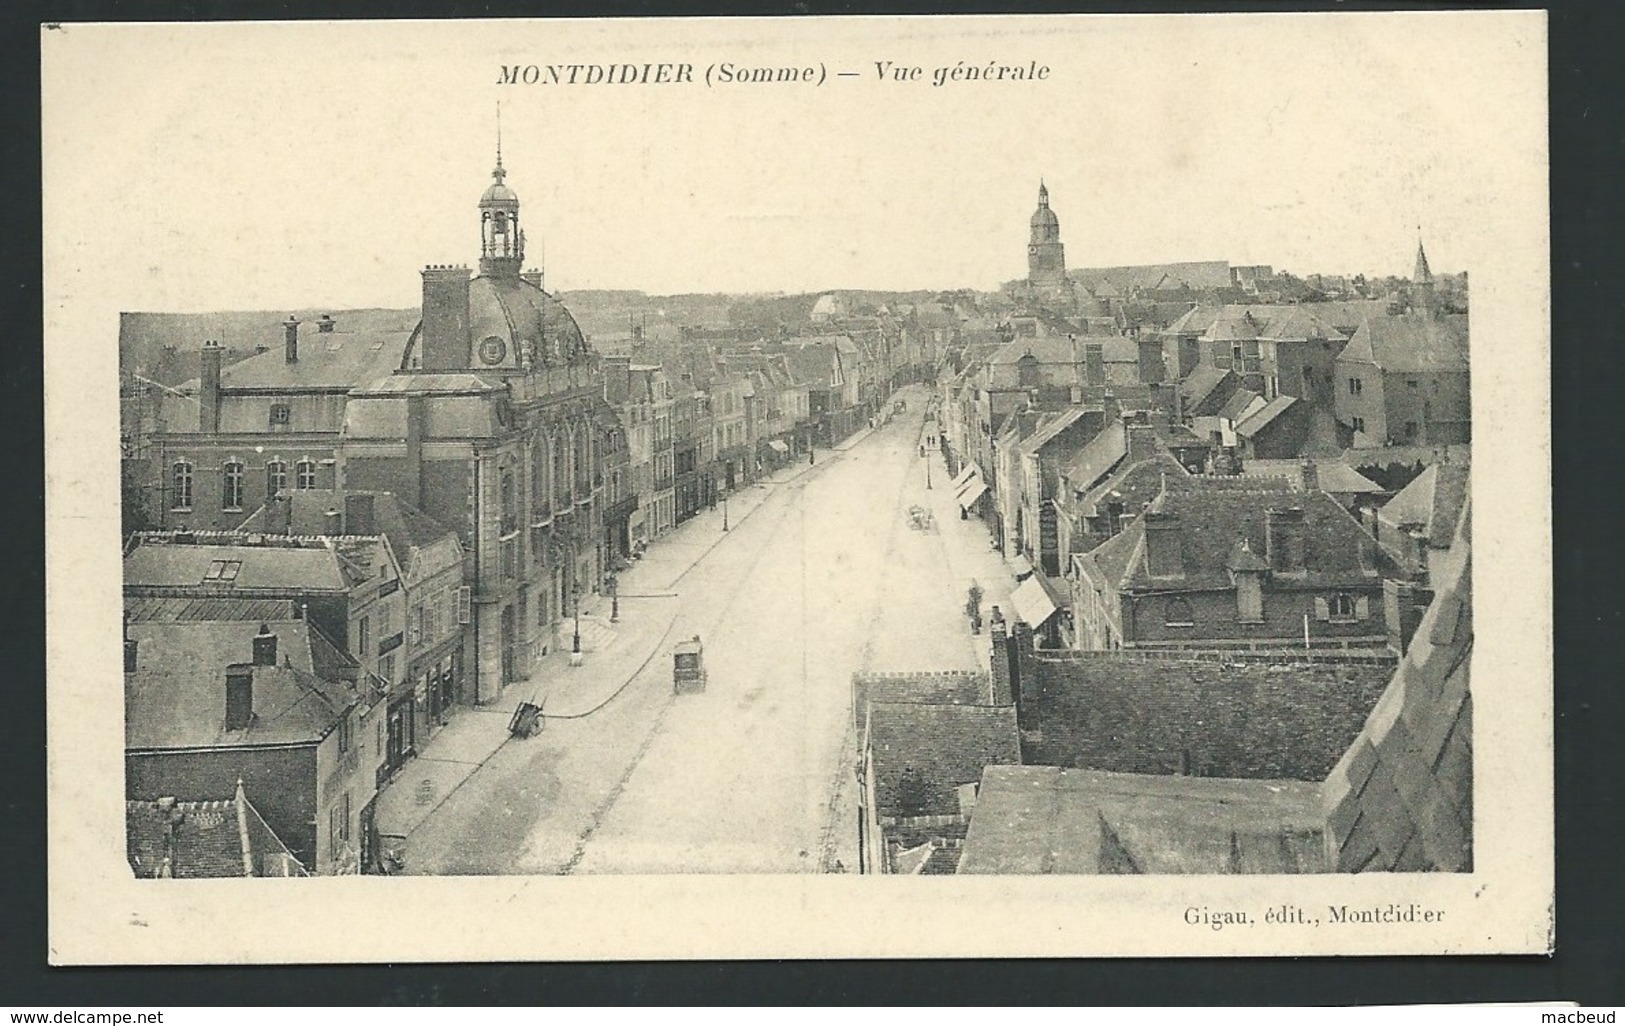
[1038,178,1049,205]
[493,101,506,183]
[1413,227,1432,285]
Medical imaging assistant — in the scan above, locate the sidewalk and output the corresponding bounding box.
[372,434,852,840]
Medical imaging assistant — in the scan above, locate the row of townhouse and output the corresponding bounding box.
[936,266,1468,662]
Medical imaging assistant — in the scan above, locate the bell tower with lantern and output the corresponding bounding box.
[479,133,525,278]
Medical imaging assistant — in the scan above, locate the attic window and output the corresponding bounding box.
[202,559,243,583]
[1163,597,1195,627]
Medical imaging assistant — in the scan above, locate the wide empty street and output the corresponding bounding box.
[404,385,1001,875]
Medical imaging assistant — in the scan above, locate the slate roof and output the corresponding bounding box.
[1217,388,1264,423]
[1078,453,1188,520]
[1082,477,1376,592]
[781,343,841,388]
[1179,366,1237,413]
[1234,395,1298,438]
[1061,420,1128,491]
[1375,463,1470,549]
[191,325,415,391]
[119,308,420,387]
[1021,651,1394,781]
[1241,459,1387,496]
[1072,261,1233,293]
[126,784,301,878]
[866,703,1021,819]
[851,671,993,733]
[1323,497,1473,872]
[124,541,349,593]
[957,766,1325,874]
[125,608,359,684]
[238,490,462,578]
[1017,407,1090,457]
[125,621,358,749]
[1340,312,1469,373]
[124,596,301,623]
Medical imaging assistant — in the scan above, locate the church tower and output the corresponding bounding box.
[478,140,525,278]
[1027,180,1067,288]
[1413,233,1434,315]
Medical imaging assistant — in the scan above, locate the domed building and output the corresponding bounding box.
[341,152,625,707]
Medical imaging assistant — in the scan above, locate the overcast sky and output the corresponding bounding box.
[45,12,1544,325]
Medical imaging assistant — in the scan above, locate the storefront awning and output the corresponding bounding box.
[1010,576,1059,627]
[951,464,980,491]
[956,480,988,508]
[768,439,790,453]
[1009,553,1034,578]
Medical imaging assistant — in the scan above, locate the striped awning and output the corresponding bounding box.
[951,464,980,491]
[957,481,988,508]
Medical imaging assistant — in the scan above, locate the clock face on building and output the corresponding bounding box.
[478,335,508,365]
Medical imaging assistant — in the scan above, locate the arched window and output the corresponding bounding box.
[221,460,245,511]
[530,435,548,507]
[1164,597,1195,627]
[296,459,317,490]
[171,459,193,510]
[499,464,517,536]
[265,460,287,500]
[574,426,590,492]
[553,434,569,505]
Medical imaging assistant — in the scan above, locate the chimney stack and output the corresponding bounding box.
[199,339,223,433]
[1126,423,1160,465]
[317,313,336,334]
[344,493,376,536]
[252,623,278,666]
[1142,510,1184,577]
[225,664,254,732]
[1265,507,1307,573]
[323,507,343,535]
[1102,390,1121,426]
[521,267,545,290]
[420,265,474,370]
[1300,458,1320,492]
[283,316,300,364]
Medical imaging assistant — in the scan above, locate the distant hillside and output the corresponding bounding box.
[120,308,419,388]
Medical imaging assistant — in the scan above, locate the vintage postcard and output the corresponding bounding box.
[44,12,1551,962]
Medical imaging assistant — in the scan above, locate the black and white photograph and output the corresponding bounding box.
[44,11,1551,961]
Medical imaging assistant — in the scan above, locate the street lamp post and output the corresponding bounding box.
[925,445,932,489]
[570,579,583,667]
[722,488,730,531]
[609,572,619,623]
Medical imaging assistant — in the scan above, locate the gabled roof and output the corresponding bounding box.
[851,671,993,733]
[1217,387,1264,423]
[1234,395,1298,438]
[1061,420,1127,491]
[1078,453,1188,520]
[125,608,360,684]
[957,766,1325,875]
[1180,366,1236,411]
[1339,312,1469,373]
[1241,459,1387,496]
[213,327,414,391]
[238,490,461,578]
[1081,477,1373,592]
[1376,463,1470,548]
[866,703,1021,819]
[126,783,302,878]
[125,621,358,749]
[124,541,349,594]
[1017,407,1090,457]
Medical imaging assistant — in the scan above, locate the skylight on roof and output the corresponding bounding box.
[202,559,243,583]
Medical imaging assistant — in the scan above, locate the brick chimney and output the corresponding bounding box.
[1143,510,1184,577]
[283,315,300,364]
[252,623,278,666]
[420,264,473,370]
[225,664,254,732]
[344,493,376,536]
[316,313,336,334]
[199,339,223,433]
[521,267,545,290]
[1265,507,1307,573]
[1126,423,1160,464]
[323,507,343,535]
[1300,458,1320,492]
[1102,390,1121,426]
